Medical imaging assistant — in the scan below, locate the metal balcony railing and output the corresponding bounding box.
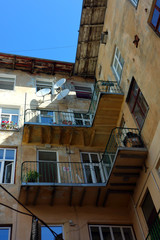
[101,127,144,177]
[24,81,123,127]
[146,210,160,240]
[21,128,145,186]
[21,161,107,185]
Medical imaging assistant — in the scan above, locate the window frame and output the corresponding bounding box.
[126,78,149,129]
[0,74,16,91]
[89,224,136,240]
[36,79,53,94]
[0,148,16,184]
[41,225,64,240]
[149,0,160,36]
[0,226,12,240]
[73,84,93,99]
[74,112,92,126]
[39,110,56,124]
[0,107,19,129]
[128,0,139,8]
[112,46,124,84]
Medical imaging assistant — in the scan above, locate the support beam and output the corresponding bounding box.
[110,183,136,187]
[31,60,35,73]
[51,64,55,75]
[89,130,95,146]
[50,187,56,206]
[69,187,73,206]
[47,127,52,144]
[81,130,85,146]
[68,129,73,146]
[119,154,147,159]
[79,188,86,207]
[96,188,101,207]
[113,172,140,177]
[103,189,110,207]
[25,186,30,205]
[25,126,31,143]
[40,127,44,144]
[115,165,142,170]
[33,187,40,205]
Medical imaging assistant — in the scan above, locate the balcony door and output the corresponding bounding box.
[37,150,59,183]
[81,152,105,184]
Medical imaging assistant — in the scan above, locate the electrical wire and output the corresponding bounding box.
[0,185,63,240]
[1,45,75,54]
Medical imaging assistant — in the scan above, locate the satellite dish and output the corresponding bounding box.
[56,89,69,100]
[54,78,66,89]
[36,88,51,97]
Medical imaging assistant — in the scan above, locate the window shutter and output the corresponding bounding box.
[126,77,135,102]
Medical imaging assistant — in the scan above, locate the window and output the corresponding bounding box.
[141,191,157,229]
[0,74,15,90]
[0,226,11,240]
[41,225,63,240]
[126,78,149,129]
[112,46,124,84]
[149,0,160,35]
[36,80,53,93]
[74,85,93,99]
[39,110,56,124]
[81,152,105,183]
[0,149,16,184]
[74,113,92,126]
[128,0,139,8]
[0,107,19,129]
[89,225,136,240]
[37,151,59,183]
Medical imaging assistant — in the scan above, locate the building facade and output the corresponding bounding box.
[0,0,160,239]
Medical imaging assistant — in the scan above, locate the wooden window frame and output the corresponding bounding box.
[126,78,149,129]
[149,0,160,36]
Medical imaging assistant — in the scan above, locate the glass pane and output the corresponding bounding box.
[4,162,12,183]
[156,0,160,8]
[102,227,112,240]
[75,119,83,125]
[11,115,18,125]
[5,150,15,160]
[81,153,90,163]
[112,227,123,240]
[151,9,160,27]
[41,111,53,116]
[0,229,9,240]
[41,226,63,240]
[39,151,57,161]
[123,228,134,240]
[2,108,19,114]
[41,116,53,124]
[94,166,102,183]
[2,116,9,122]
[90,154,99,163]
[74,113,82,118]
[113,58,118,69]
[83,114,90,119]
[90,227,101,240]
[85,165,92,183]
[0,149,4,159]
[117,64,122,79]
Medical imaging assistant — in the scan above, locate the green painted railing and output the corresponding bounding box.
[21,128,145,185]
[146,210,160,240]
[24,81,123,127]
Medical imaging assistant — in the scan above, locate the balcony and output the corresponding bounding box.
[146,210,160,240]
[19,128,148,206]
[22,81,124,149]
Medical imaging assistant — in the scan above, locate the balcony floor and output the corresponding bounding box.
[22,94,124,150]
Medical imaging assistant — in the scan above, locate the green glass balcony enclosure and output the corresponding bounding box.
[146,210,160,240]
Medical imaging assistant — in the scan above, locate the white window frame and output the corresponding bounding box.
[74,112,92,126]
[0,73,16,91]
[0,226,11,240]
[112,46,124,84]
[36,79,53,93]
[89,225,136,240]
[128,0,139,8]
[0,107,19,129]
[81,152,105,184]
[39,110,56,124]
[41,225,64,240]
[37,150,60,183]
[0,148,16,184]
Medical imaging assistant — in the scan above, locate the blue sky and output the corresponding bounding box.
[0,0,83,62]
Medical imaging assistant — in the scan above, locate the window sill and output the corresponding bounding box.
[0,128,19,132]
